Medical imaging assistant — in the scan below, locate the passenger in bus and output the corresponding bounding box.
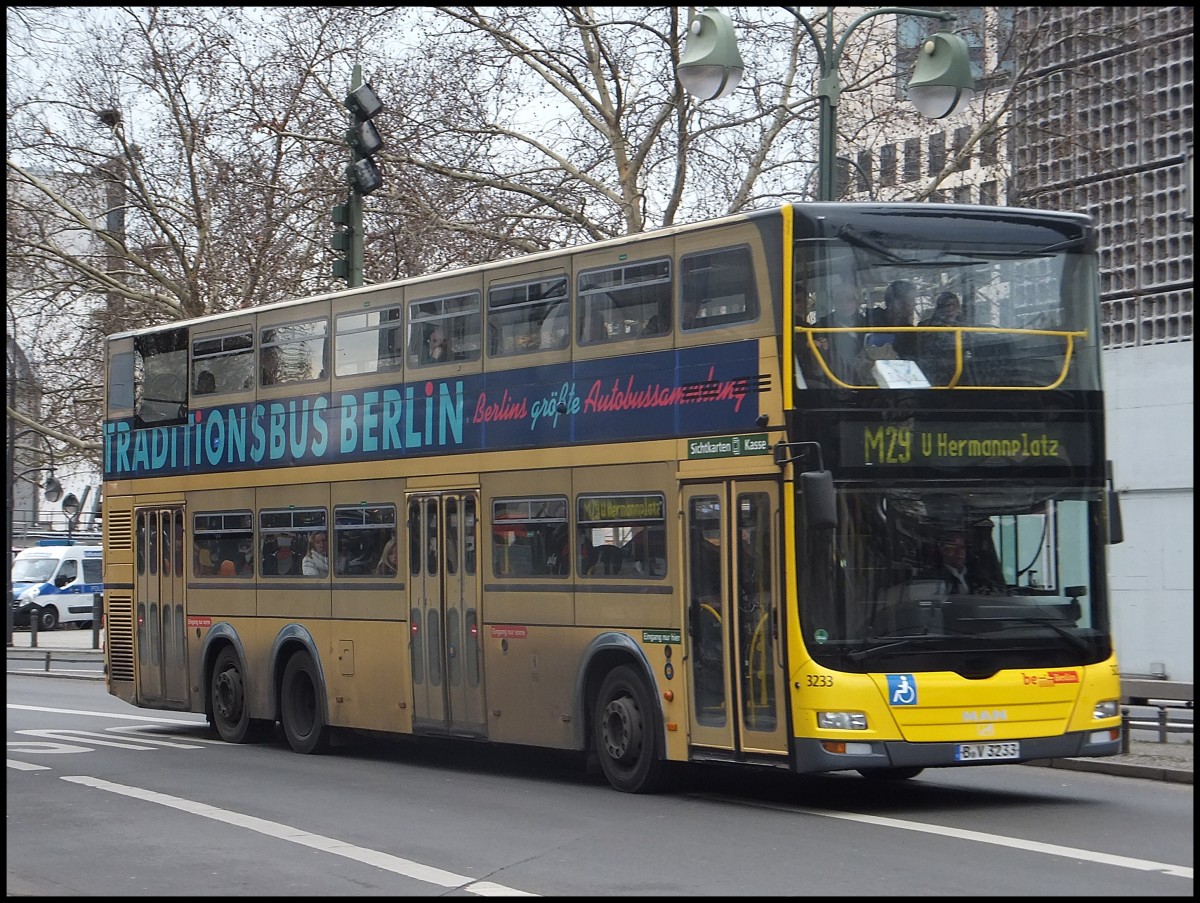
[194,540,217,575]
[424,327,450,363]
[195,369,216,395]
[375,536,399,575]
[218,559,237,577]
[302,532,330,577]
[917,291,964,384]
[865,280,919,359]
[809,284,867,384]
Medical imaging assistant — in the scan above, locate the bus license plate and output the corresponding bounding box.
[956,742,1020,761]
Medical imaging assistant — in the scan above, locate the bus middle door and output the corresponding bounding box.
[407,492,485,738]
[134,506,190,709]
[683,481,786,760]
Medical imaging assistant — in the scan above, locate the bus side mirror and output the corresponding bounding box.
[800,470,837,530]
[1105,460,1123,545]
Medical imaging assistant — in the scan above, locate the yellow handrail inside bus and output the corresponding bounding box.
[796,325,1086,391]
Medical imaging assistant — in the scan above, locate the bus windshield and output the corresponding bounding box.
[799,486,1112,675]
[795,209,1101,391]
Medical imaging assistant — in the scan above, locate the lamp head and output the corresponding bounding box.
[42,475,63,504]
[907,32,975,119]
[61,492,80,520]
[677,7,744,101]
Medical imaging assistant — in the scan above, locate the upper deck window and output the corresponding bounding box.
[577,259,671,345]
[260,319,328,386]
[487,275,570,357]
[680,246,758,331]
[192,330,253,395]
[335,305,403,377]
[407,290,482,366]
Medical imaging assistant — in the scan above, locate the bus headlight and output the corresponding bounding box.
[1093,699,1119,719]
[817,711,868,730]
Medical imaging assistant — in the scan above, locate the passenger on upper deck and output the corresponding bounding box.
[808,284,867,384]
[918,291,965,384]
[865,280,919,359]
[424,327,451,363]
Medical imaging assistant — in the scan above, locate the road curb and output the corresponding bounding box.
[1024,757,1193,784]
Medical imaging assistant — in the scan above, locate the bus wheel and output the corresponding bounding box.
[37,607,59,631]
[210,647,266,744]
[281,650,330,755]
[594,665,668,793]
[858,766,924,781]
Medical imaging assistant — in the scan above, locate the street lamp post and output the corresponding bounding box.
[678,6,975,202]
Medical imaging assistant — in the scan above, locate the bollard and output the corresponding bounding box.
[29,605,40,648]
[91,598,103,650]
[1120,706,1130,754]
[1157,707,1169,743]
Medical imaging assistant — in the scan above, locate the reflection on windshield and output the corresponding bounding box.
[12,559,57,583]
[800,487,1111,674]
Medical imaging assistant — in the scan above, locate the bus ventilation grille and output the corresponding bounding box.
[106,593,135,682]
[104,510,134,553]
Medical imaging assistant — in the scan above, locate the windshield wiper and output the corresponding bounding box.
[846,633,946,662]
[954,615,1091,657]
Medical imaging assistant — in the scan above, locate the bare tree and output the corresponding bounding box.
[8,5,1113,484]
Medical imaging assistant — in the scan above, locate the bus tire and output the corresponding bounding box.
[281,650,330,755]
[210,646,269,744]
[857,766,924,781]
[593,665,669,793]
[37,606,59,631]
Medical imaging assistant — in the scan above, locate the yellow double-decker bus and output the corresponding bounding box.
[102,202,1123,792]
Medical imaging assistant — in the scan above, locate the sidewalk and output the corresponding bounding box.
[7,627,1192,784]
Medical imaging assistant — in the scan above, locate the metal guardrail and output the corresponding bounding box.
[1120,678,1193,747]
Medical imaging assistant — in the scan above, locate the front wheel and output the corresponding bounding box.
[36,606,59,631]
[281,650,330,755]
[593,665,669,793]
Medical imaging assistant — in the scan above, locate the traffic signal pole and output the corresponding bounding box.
[332,63,384,288]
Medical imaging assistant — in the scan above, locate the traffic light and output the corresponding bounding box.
[344,82,384,196]
[332,68,385,287]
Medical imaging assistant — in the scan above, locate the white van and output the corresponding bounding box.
[10,540,103,631]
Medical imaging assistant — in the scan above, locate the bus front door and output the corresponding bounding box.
[134,506,190,709]
[407,492,485,738]
[683,481,787,759]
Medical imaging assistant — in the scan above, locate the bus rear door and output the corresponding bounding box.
[683,481,787,760]
[407,492,485,738]
[134,506,190,708]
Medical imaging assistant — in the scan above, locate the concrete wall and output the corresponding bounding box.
[1103,342,1194,681]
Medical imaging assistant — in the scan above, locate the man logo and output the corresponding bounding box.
[962,709,1008,722]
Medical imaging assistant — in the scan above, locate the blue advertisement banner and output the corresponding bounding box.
[104,340,765,479]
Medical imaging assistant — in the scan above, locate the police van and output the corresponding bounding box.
[10,540,103,631]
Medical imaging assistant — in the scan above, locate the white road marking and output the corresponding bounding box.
[7,759,51,771]
[7,704,202,725]
[61,775,537,896]
[702,794,1193,880]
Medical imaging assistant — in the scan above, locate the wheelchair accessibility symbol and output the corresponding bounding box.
[887,674,918,706]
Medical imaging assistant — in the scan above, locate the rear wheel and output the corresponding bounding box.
[210,647,269,743]
[281,650,330,754]
[593,665,669,793]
